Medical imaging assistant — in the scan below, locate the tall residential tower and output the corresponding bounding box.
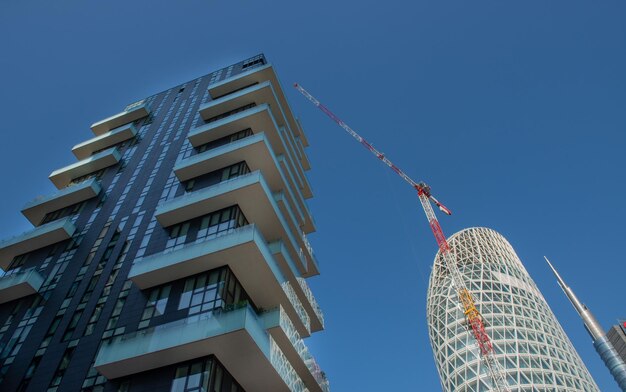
[0,54,329,392]
[427,227,598,391]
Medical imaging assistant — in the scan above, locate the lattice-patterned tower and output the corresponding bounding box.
[427,227,599,391]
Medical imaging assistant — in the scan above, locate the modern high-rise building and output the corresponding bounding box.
[427,227,598,391]
[608,321,626,364]
[545,258,626,390]
[0,54,329,392]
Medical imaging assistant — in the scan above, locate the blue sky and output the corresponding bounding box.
[1,1,625,390]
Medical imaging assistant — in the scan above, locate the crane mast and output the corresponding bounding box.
[294,83,510,391]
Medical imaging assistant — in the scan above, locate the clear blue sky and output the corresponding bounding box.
[1,1,625,390]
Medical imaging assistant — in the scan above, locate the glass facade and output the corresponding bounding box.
[427,227,599,392]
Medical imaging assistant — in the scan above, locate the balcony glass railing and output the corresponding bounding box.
[274,307,330,391]
[296,277,324,328]
[270,337,307,392]
[281,282,310,335]
[298,231,320,276]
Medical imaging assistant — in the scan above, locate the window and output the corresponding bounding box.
[49,347,75,388]
[62,310,83,341]
[195,206,248,243]
[170,356,244,392]
[139,285,171,329]
[6,254,29,274]
[84,303,105,336]
[41,316,62,348]
[196,129,253,154]
[160,206,248,255]
[165,222,190,252]
[183,162,250,193]
[178,268,251,316]
[220,161,250,182]
[205,104,256,124]
[17,355,41,391]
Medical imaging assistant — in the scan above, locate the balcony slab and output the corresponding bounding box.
[129,224,310,337]
[73,123,137,159]
[155,172,305,275]
[21,179,101,226]
[49,147,121,189]
[91,102,150,136]
[95,306,292,391]
[207,63,308,147]
[0,268,44,304]
[0,218,76,271]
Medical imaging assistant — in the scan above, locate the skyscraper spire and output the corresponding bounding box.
[545,256,626,391]
[544,256,603,338]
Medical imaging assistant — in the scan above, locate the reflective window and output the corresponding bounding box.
[171,356,244,392]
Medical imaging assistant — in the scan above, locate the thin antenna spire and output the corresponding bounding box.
[544,256,604,340]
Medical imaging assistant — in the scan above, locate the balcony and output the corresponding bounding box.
[200,81,297,139]
[269,241,323,331]
[188,104,313,204]
[276,154,314,227]
[297,278,324,331]
[189,104,286,155]
[129,224,310,336]
[72,123,137,159]
[176,132,307,227]
[49,147,121,189]
[295,134,312,171]
[263,307,330,392]
[207,63,309,147]
[91,102,150,136]
[155,171,307,274]
[21,179,101,226]
[95,306,306,392]
[0,218,76,271]
[0,268,44,304]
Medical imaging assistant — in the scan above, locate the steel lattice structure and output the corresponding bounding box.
[427,227,599,392]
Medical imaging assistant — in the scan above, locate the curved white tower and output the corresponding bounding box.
[427,227,599,391]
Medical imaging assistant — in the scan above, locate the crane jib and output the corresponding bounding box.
[294,83,511,391]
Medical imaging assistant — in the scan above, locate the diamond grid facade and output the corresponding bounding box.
[427,227,598,392]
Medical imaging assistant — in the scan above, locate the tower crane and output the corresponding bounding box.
[294,83,511,391]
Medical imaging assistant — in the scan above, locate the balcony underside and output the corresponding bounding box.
[176,133,280,186]
[199,82,288,134]
[0,269,44,304]
[0,218,76,271]
[73,124,137,159]
[155,171,300,260]
[21,179,101,226]
[207,64,308,147]
[188,104,313,203]
[95,307,290,391]
[176,132,307,225]
[91,103,150,136]
[49,148,121,189]
[129,224,309,337]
